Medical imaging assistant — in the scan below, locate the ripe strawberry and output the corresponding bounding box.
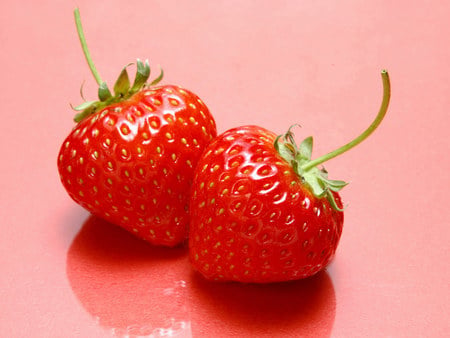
[189,71,390,282]
[58,9,216,246]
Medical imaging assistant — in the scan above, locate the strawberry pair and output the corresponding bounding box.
[58,9,390,283]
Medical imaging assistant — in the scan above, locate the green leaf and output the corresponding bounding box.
[73,103,97,122]
[299,136,313,160]
[150,67,164,86]
[327,190,345,212]
[303,170,327,197]
[98,82,112,101]
[72,100,96,111]
[131,59,151,93]
[327,179,348,192]
[114,65,131,96]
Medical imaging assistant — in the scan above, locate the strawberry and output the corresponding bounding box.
[58,9,216,246]
[189,71,390,282]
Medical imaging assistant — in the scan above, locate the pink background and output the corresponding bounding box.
[1,0,449,337]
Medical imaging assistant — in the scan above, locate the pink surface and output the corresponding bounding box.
[1,1,449,337]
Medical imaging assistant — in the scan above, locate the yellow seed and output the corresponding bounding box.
[169,99,179,106]
[107,161,113,169]
[172,154,177,161]
[152,98,161,105]
[181,138,187,145]
[142,132,149,140]
[218,208,225,215]
[156,146,161,154]
[107,178,113,185]
[78,191,84,197]
[222,188,229,195]
[189,117,196,124]
[151,121,158,128]
[67,165,72,173]
[143,103,154,111]
[93,186,98,193]
[124,170,130,177]
[165,132,173,139]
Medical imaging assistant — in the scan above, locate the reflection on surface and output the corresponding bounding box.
[66,215,336,337]
[189,271,336,337]
[66,215,191,337]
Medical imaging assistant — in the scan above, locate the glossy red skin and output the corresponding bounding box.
[58,85,217,246]
[189,126,343,282]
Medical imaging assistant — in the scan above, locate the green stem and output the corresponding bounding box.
[301,70,391,171]
[74,8,103,86]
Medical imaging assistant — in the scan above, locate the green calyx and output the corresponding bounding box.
[275,70,391,211]
[72,60,163,122]
[72,8,164,123]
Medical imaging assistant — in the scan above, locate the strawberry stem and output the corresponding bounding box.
[301,70,391,171]
[74,8,103,86]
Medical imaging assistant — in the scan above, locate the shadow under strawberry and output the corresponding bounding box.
[66,215,191,336]
[188,269,336,338]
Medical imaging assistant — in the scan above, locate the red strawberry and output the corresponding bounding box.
[189,71,390,282]
[58,9,216,246]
